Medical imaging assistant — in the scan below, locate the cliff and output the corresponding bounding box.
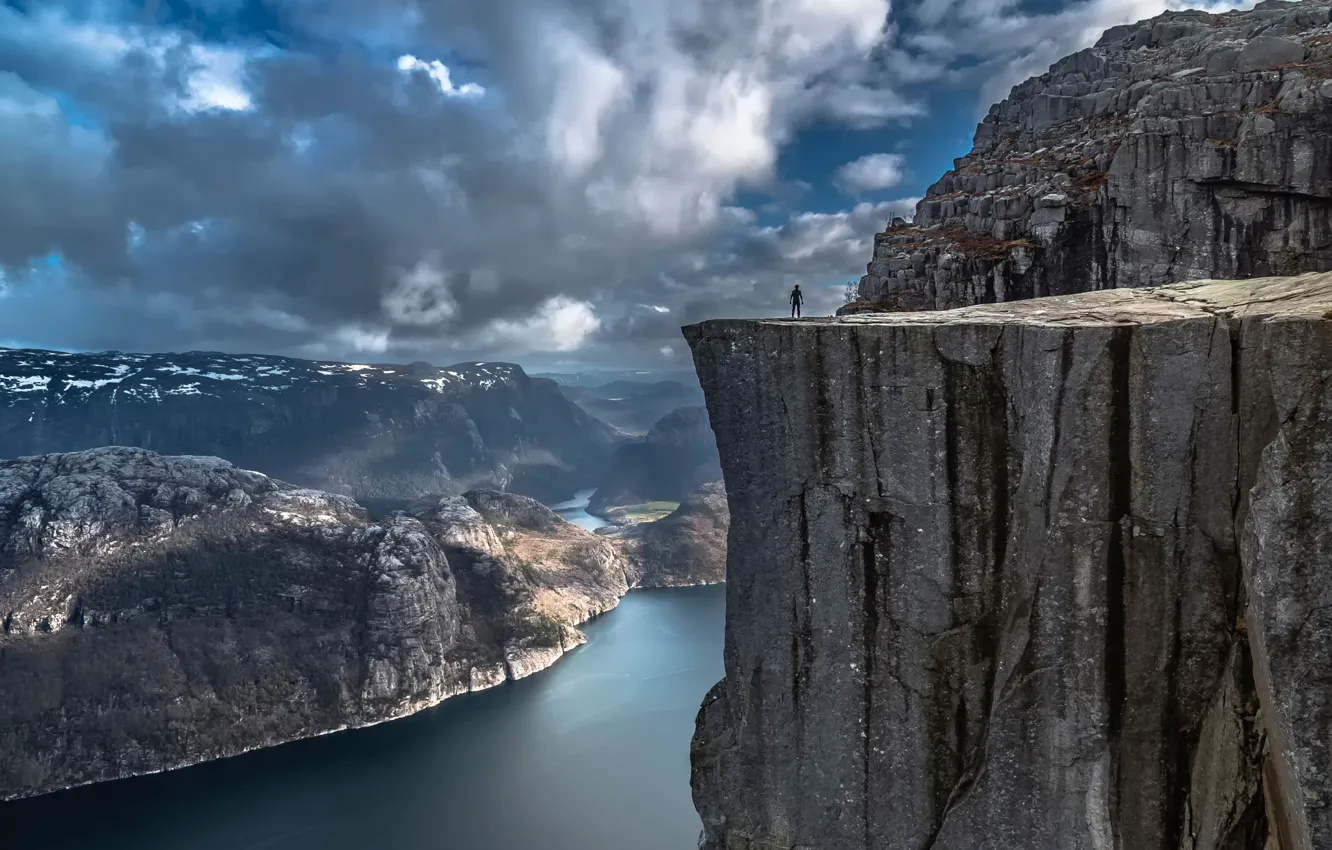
[846,0,1332,314]
[685,272,1332,850]
[0,348,618,504]
[0,447,641,801]
[587,406,722,515]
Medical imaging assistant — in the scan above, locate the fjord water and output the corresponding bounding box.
[4,585,725,850]
[550,488,608,531]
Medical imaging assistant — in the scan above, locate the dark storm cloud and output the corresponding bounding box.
[0,0,1257,366]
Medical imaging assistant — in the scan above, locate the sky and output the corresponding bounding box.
[0,0,1259,370]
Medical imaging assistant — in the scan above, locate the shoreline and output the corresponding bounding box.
[0,581,724,806]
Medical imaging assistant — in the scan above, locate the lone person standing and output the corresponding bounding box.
[789,285,804,318]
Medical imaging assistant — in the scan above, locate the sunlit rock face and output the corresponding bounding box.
[0,449,636,801]
[844,1,1332,315]
[687,273,1332,850]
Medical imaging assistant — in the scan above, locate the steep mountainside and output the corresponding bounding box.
[0,349,618,503]
[557,379,706,436]
[685,273,1332,850]
[614,483,729,588]
[0,446,722,801]
[588,406,722,515]
[847,0,1332,313]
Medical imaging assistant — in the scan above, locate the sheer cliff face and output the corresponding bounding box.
[0,348,617,504]
[685,273,1332,850]
[0,448,631,801]
[851,0,1332,313]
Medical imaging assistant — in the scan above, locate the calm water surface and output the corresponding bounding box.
[4,585,725,850]
[550,488,608,532]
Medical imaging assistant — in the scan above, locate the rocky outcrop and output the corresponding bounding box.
[685,273,1332,850]
[615,482,729,587]
[588,406,722,515]
[0,448,633,801]
[846,0,1332,314]
[0,349,618,504]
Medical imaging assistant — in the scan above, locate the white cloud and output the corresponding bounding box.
[517,0,895,235]
[382,261,459,326]
[543,27,629,175]
[396,54,485,99]
[486,296,601,352]
[181,44,252,112]
[1,10,256,113]
[762,199,919,263]
[333,324,391,353]
[659,345,674,357]
[834,153,907,194]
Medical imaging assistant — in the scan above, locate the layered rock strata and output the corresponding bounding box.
[0,448,639,801]
[685,272,1332,850]
[847,0,1332,314]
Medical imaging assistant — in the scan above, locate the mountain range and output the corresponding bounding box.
[0,348,618,505]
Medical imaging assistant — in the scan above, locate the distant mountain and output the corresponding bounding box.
[558,379,707,436]
[614,482,728,587]
[0,348,618,504]
[533,369,702,389]
[588,406,721,515]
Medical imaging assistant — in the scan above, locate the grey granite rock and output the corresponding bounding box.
[844,1,1332,315]
[0,448,640,801]
[685,272,1332,850]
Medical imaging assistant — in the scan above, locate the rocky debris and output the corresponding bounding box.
[616,483,729,588]
[0,348,618,504]
[588,406,722,515]
[684,272,1332,850]
[0,448,642,801]
[844,1,1332,315]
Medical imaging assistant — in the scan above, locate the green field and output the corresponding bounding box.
[616,501,680,522]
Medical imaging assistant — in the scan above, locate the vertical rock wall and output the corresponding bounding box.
[845,1,1332,314]
[686,274,1332,850]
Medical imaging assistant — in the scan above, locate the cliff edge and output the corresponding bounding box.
[846,0,1332,314]
[686,272,1332,850]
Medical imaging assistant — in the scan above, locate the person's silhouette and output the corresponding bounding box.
[789,285,803,318]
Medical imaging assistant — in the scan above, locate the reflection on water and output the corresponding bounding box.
[3,586,725,850]
[550,488,608,532]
